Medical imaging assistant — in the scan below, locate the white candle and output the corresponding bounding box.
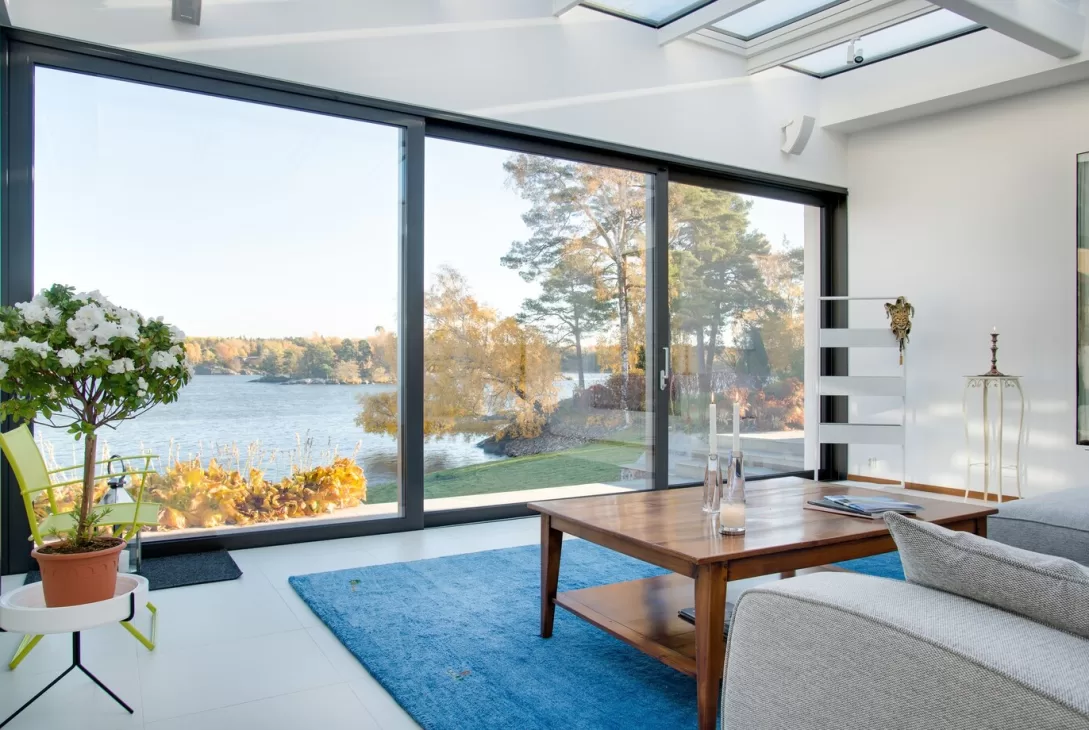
[720,502,746,530]
[733,401,741,454]
[992,326,997,334]
[708,395,717,455]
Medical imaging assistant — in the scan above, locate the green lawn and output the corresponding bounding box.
[366,442,643,505]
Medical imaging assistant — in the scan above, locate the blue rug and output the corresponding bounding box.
[835,551,905,580]
[290,541,695,730]
[289,543,906,730]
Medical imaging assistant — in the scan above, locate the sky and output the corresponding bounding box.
[34,67,806,339]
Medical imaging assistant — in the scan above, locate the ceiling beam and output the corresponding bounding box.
[553,0,581,16]
[746,0,933,73]
[929,0,1084,58]
[658,0,759,46]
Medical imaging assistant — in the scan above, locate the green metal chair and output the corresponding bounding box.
[0,424,160,669]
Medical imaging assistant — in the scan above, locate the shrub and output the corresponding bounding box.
[143,456,367,530]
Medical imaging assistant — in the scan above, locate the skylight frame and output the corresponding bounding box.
[580,0,718,29]
[710,0,849,42]
[784,9,984,78]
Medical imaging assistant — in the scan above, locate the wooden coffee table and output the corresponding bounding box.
[529,477,997,730]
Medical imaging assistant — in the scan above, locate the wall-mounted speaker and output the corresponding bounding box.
[172,0,201,25]
[781,115,816,156]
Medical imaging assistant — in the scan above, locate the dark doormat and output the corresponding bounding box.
[24,549,242,591]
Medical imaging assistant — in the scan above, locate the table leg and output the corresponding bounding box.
[541,514,563,639]
[694,563,728,730]
[975,516,989,539]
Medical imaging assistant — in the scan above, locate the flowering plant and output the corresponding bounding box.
[0,284,192,548]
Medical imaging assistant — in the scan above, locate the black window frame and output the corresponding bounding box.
[0,27,847,574]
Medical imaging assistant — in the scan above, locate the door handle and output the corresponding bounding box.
[659,346,670,391]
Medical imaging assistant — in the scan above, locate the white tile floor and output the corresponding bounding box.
[0,517,590,730]
[0,484,978,730]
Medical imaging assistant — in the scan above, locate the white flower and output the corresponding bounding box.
[0,342,15,359]
[81,347,109,364]
[168,325,185,344]
[167,345,183,358]
[107,358,135,374]
[68,303,106,347]
[0,362,8,379]
[137,376,148,390]
[13,337,50,356]
[15,300,48,324]
[149,351,178,370]
[57,349,81,368]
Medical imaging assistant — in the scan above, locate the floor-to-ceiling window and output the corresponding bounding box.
[667,183,811,483]
[32,67,407,537]
[412,138,655,510]
[0,36,844,571]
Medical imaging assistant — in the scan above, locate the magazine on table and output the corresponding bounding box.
[804,494,923,519]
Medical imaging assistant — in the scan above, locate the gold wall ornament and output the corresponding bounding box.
[884,296,914,365]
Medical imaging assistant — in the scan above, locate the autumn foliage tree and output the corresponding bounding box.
[355,266,559,440]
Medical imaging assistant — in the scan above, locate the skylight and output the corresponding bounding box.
[712,0,847,40]
[786,9,980,77]
[581,0,714,27]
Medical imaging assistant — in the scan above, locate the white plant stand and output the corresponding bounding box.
[962,375,1025,502]
[0,574,148,727]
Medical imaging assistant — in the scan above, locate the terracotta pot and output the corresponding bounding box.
[32,540,125,607]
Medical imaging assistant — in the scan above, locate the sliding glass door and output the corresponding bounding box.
[415,138,657,511]
[666,182,812,484]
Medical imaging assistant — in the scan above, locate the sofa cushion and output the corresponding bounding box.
[884,511,1089,638]
[989,487,1089,566]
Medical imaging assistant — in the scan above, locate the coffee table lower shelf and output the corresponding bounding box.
[554,573,701,677]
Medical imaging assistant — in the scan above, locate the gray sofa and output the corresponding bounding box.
[989,486,1089,566]
[720,488,1089,730]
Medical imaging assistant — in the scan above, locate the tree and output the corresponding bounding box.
[332,360,362,384]
[668,185,780,393]
[258,350,282,376]
[503,155,645,406]
[356,266,559,439]
[367,328,398,384]
[518,252,612,389]
[298,341,336,379]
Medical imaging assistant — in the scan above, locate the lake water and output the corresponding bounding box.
[36,373,608,484]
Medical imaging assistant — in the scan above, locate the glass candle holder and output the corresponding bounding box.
[702,454,723,514]
[718,452,746,535]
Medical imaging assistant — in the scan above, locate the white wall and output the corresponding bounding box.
[7,0,846,186]
[846,79,1089,496]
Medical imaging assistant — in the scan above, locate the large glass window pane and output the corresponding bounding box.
[712,0,846,40]
[583,0,714,25]
[34,68,404,537]
[787,9,978,77]
[667,184,808,483]
[406,138,653,510]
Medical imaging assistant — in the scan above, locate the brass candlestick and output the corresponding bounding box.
[984,332,1004,377]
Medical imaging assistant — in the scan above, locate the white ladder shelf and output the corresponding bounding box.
[816,296,906,487]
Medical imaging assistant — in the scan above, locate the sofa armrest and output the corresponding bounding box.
[722,573,1089,730]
